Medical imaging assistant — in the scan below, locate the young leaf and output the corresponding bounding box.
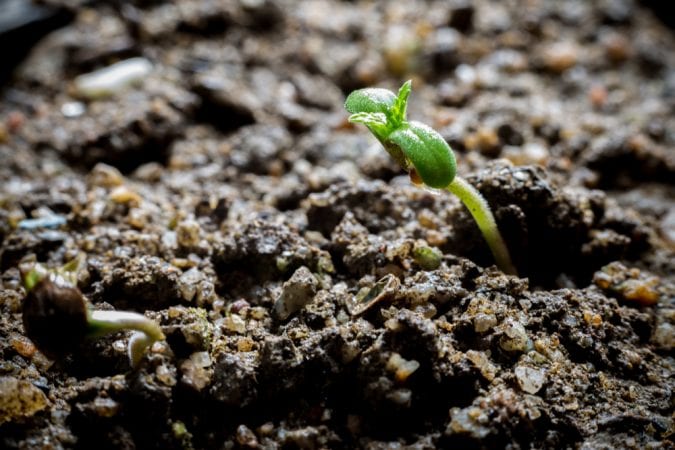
[344,88,397,115]
[387,121,456,188]
[390,80,412,127]
[348,112,390,139]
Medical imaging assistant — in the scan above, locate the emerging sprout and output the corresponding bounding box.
[345,81,516,275]
[20,259,165,367]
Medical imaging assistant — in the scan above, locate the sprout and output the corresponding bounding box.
[345,81,516,275]
[20,259,164,367]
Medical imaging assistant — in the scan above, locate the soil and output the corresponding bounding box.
[1,1,674,449]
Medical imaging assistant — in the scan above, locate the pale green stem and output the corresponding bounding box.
[87,310,165,366]
[446,176,517,275]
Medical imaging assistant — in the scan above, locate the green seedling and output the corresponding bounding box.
[20,259,165,367]
[345,81,516,275]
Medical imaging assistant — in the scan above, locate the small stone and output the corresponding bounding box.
[17,215,67,230]
[386,353,420,383]
[223,314,247,334]
[10,335,36,359]
[109,185,141,206]
[474,312,498,333]
[542,42,578,73]
[602,32,631,63]
[92,396,119,418]
[74,57,153,100]
[180,352,213,391]
[383,25,419,76]
[593,262,660,306]
[589,84,608,109]
[619,279,659,306]
[273,266,319,320]
[464,127,500,155]
[61,102,85,118]
[178,268,204,302]
[126,209,148,230]
[155,364,177,387]
[653,321,674,351]
[514,365,545,394]
[0,376,49,425]
[499,318,531,352]
[236,424,258,447]
[583,310,603,327]
[176,219,201,249]
[466,350,498,381]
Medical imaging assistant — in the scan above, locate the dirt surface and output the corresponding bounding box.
[1,1,674,449]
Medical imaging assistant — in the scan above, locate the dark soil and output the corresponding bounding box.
[1,1,674,449]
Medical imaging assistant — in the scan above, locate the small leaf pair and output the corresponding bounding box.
[345,80,456,189]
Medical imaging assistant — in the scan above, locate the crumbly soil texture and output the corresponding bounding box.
[1,1,674,449]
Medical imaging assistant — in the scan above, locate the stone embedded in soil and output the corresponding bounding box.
[593,262,661,306]
[163,306,213,355]
[274,266,320,320]
[0,376,49,425]
[514,364,546,394]
[499,318,531,353]
[180,351,213,392]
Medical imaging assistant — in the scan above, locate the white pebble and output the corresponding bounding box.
[514,365,546,394]
[74,57,153,99]
[61,101,86,118]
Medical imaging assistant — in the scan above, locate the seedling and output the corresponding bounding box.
[20,259,165,367]
[345,81,516,275]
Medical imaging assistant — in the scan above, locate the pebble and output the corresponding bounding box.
[602,32,630,63]
[0,376,49,425]
[499,318,531,353]
[92,396,119,418]
[273,266,319,320]
[155,364,177,387]
[10,335,36,359]
[88,163,124,188]
[661,208,675,245]
[473,312,498,333]
[176,219,202,249]
[383,25,419,76]
[386,388,412,407]
[466,350,498,381]
[503,143,549,166]
[178,268,204,302]
[542,42,578,73]
[593,262,660,306]
[386,353,420,383]
[73,57,153,100]
[18,215,66,230]
[180,351,213,391]
[514,365,545,394]
[109,185,141,206]
[223,314,247,334]
[652,318,674,351]
[61,102,86,118]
